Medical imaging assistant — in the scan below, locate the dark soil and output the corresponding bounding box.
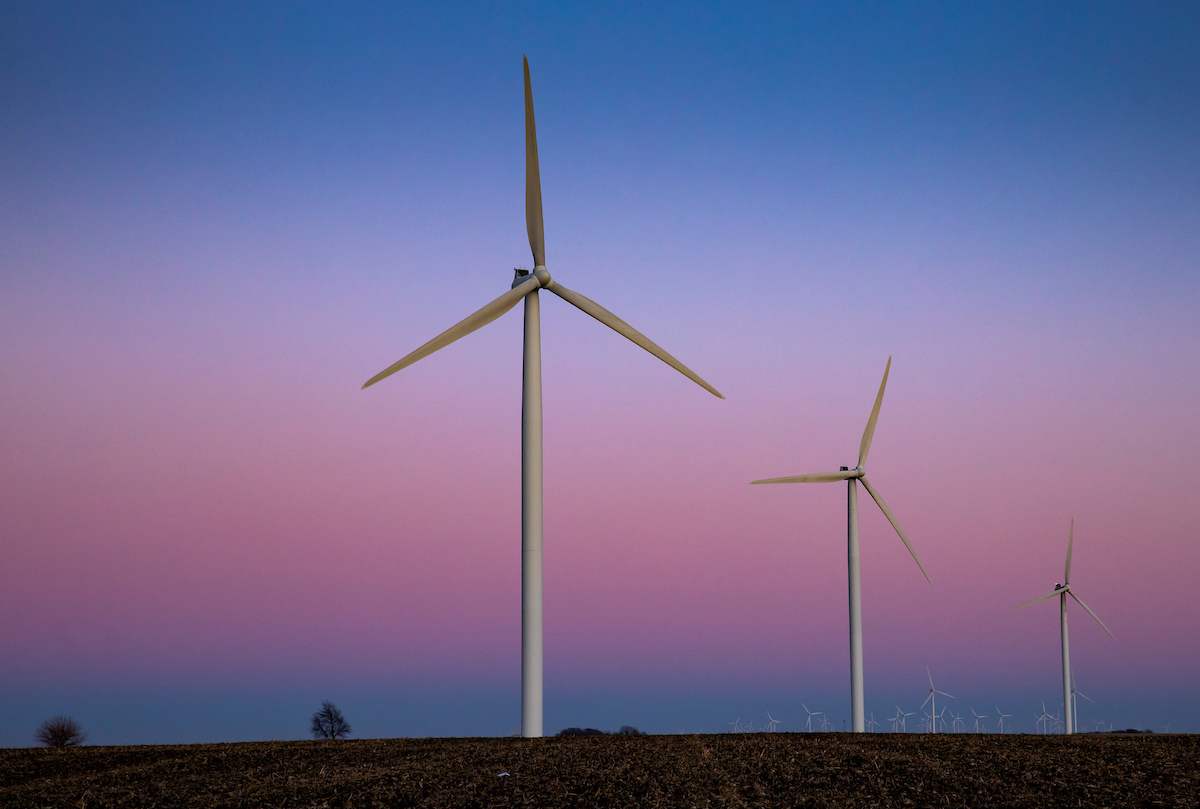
[2,733,1197,808]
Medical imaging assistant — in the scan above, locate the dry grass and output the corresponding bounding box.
[2,732,1197,808]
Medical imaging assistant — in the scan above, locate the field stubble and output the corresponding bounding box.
[2,732,1197,808]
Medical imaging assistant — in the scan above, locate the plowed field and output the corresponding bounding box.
[2,733,1196,808]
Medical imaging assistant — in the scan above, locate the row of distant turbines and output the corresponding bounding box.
[743,668,1106,735]
[362,58,1113,737]
[734,701,1121,735]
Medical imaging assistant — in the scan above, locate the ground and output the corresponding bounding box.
[2,733,1197,808]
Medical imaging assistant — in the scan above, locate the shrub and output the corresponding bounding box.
[310,701,352,740]
[35,716,86,748]
[617,725,647,736]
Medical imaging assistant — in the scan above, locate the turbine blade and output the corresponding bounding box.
[1068,591,1115,639]
[1065,517,1074,584]
[858,356,891,468]
[524,56,545,268]
[362,277,538,389]
[927,666,933,688]
[1014,590,1062,609]
[920,693,932,710]
[936,689,955,699]
[860,476,931,583]
[544,280,724,398]
[751,470,856,484]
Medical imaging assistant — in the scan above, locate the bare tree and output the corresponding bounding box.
[310,701,351,740]
[35,716,86,748]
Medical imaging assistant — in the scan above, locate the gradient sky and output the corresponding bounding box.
[2,1,1199,745]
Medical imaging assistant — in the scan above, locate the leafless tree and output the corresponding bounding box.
[310,701,351,740]
[35,716,86,748]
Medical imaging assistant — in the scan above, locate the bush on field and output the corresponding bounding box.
[310,701,352,740]
[35,716,86,748]
[556,725,646,737]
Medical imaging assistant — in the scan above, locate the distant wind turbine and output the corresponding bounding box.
[802,703,821,733]
[920,668,954,733]
[970,708,987,734]
[362,57,722,738]
[1035,701,1054,734]
[995,707,1011,734]
[1071,673,1093,733]
[1015,519,1114,735]
[751,358,929,732]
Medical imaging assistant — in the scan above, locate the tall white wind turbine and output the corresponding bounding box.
[362,57,722,738]
[1014,519,1114,735]
[751,358,930,732]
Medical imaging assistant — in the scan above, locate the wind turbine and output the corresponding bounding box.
[1015,519,1114,734]
[1035,701,1053,734]
[751,358,929,732]
[920,668,954,733]
[362,57,722,738]
[970,708,987,733]
[995,707,1011,734]
[1071,673,1093,733]
[866,712,879,732]
[802,703,821,733]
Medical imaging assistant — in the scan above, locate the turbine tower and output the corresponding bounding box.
[751,357,930,732]
[1015,519,1114,734]
[362,57,722,737]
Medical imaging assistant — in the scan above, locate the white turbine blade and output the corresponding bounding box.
[1014,589,1062,610]
[1065,517,1074,584]
[1068,591,1115,639]
[363,277,538,389]
[927,666,933,688]
[523,56,545,268]
[1075,690,1093,703]
[860,476,931,584]
[920,692,933,710]
[751,470,857,485]
[935,689,955,699]
[858,356,891,468]
[544,279,724,398]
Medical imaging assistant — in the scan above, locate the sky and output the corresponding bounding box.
[2,1,1198,745]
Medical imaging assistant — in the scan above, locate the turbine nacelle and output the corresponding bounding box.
[511,267,552,289]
